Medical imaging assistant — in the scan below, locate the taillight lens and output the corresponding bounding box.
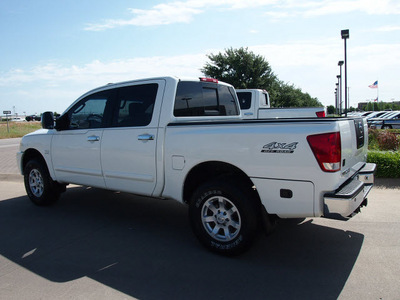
[307,132,341,172]
[316,111,326,117]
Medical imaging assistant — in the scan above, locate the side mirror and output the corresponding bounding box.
[41,112,54,129]
[55,113,70,131]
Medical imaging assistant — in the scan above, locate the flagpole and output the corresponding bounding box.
[377,80,379,105]
[369,80,379,110]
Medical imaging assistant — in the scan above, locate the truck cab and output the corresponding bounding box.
[237,89,326,119]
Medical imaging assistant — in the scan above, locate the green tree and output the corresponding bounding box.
[201,47,322,108]
[201,47,276,90]
[327,105,335,115]
[272,81,322,107]
[366,102,379,111]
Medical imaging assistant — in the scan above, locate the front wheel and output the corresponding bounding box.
[24,159,60,206]
[189,178,259,255]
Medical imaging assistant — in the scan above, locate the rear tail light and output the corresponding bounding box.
[307,132,341,172]
[200,77,218,83]
[316,111,326,117]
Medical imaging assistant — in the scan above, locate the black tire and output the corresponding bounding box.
[382,125,392,129]
[24,159,60,206]
[189,178,259,256]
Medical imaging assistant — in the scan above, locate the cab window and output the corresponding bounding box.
[68,90,114,130]
[113,83,158,127]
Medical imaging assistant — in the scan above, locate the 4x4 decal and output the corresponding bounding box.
[261,142,298,154]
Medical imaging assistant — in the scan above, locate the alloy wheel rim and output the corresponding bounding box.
[201,196,241,242]
[29,169,44,197]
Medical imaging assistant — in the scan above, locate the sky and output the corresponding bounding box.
[1,0,399,116]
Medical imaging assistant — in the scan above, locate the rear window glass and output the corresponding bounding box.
[236,92,252,110]
[174,82,239,117]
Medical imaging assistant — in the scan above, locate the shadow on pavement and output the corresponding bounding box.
[375,178,400,189]
[0,186,364,299]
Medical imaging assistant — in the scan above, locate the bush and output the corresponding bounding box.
[368,129,380,150]
[376,130,400,151]
[368,129,400,151]
[367,151,400,178]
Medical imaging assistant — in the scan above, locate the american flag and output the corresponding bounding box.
[369,81,378,88]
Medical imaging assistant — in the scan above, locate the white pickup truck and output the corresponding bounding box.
[237,89,326,119]
[17,76,376,255]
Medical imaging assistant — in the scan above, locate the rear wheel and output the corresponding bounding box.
[24,159,60,206]
[189,178,259,255]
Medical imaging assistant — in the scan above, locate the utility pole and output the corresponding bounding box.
[341,29,349,117]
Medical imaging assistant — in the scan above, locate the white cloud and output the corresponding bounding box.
[300,0,400,17]
[0,54,207,87]
[85,2,204,31]
[265,0,400,20]
[374,25,400,32]
[0,54,208,114]
[1,40,399,114]
[84,0,400,30]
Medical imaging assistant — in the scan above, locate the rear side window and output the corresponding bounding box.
[114,83,158,127]
[237,92,252,110]
[174,82,239,117]
[262,93,269,106]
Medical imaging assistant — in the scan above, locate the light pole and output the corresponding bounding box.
[334,89,338,115]
[338,61,344,115]
[347,86,350,111]
[341,29,349,117]
[337,75,341,115]
[335,82,342,115]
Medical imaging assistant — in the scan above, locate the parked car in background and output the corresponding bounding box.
[10,117,25,122]
[347,111,371,117]
[347,111,385,119]
[381,114,400,129]
[369,111,400,129]
[365,111,388,120]
[25,115,41,122]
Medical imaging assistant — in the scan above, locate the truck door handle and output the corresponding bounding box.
[138,134,154,141]
[87,135,100,142]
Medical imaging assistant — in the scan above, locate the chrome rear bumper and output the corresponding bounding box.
[324,163,376,219]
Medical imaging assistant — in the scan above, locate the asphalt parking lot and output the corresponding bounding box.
[0,138,399,299]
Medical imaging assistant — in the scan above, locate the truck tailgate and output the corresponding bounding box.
[339,118,368,178]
